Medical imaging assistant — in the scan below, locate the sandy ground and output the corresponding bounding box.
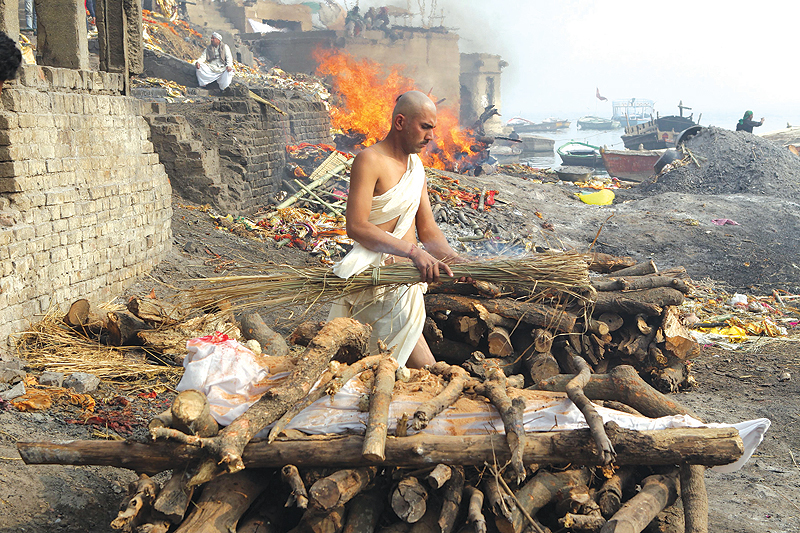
[1,165,799,531]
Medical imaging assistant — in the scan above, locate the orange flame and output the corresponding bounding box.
[314,48,477,171]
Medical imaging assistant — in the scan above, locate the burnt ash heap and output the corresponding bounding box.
[639,126,800,197]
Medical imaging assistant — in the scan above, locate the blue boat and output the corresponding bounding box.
[612,99,655,128]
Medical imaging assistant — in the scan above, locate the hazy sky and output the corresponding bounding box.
[344,0,800,126]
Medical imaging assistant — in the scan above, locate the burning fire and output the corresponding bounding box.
[314,48,477,171]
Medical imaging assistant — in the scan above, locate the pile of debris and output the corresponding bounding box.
[18,314,747,533]
[641,126,800,198]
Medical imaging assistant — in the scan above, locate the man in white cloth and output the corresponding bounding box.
[195,32,234,90]
[328,91,466,369]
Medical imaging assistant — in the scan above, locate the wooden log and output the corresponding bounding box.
[599,472,678,533]
[602,401,643,417]
[153,466,196,524]
[126,296,181,326]
[566,356,615,465]
[481,475,513,521]
[107,309,151,346]
[289,322,326,346]
[650,358,690,394]
[600,260,657,278]
[661,306,698,360]
[498,468,590,533]
[174,469,269,533]
[392,477,428,523]
[413,362,470,431]
[680,464,708,533]
[644,499,685,533]
[474,368,527,484]
[363,356,399,462]
[425,294,577,333]
[531,329,553,353]
[18,426,744,472]
[342,490,385,533]
[148,408,173,432]
[170,389,219,438]
[592,274,692,294]
[438,465,465,533]
[585,253,636,273]
[137,329,188,364]
[598,313,624,332]
[597,466,638,518]
[522,350,560,386]
[111,473,159,531]
[309,467,378,511]
[464,485,487,533]
[426,464,452,489]
[428,336,475,365]
[536,365,698,419]
[282,464,309,509]
[64,298,92,327]
[452,315,486,347]
[237,311,290,357]
[423,317,444,344]
[289,505,347,533]
[487,326,514,357]
[560,513,607,531]
[269,355,383,443]
[592,293,662,317]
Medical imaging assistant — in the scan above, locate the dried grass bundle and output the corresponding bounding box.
[17,308,183,382]
[188,252,591,312]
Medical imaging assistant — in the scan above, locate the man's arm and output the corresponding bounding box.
[224,44,234,71]
[345,152,453,282]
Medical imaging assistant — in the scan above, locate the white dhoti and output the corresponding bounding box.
[328,154,427,367]
[196,63,234,90]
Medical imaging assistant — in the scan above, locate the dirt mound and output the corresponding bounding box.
[639,126,800,198]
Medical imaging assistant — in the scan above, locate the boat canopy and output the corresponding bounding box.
[612,99,655,117]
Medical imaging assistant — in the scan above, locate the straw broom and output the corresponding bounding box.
[187,252,592,312]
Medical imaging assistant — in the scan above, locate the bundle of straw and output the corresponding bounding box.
[188,252,591,312]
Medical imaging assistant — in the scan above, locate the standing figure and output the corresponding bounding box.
[735,110,765,133]
[328,91,466,368]
[0,32,22,94]
[23,0,37,31]
[195,32,234,90]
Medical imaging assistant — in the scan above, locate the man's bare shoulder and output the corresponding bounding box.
[353,143,391,166]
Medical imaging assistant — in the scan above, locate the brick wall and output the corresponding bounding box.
[146,85,332,214]
[0,65,172,342]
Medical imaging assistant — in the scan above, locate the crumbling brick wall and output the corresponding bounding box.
[147,85,331,214]
[0,65,172,342]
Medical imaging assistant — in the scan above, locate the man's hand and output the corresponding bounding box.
[409,245,453,283]
[760,117,766,124]
[226,66,233,72]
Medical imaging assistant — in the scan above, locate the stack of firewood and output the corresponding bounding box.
[19,314,741,533]
[424,255,698,393]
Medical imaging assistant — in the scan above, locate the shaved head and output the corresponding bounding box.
[393,90,436,121]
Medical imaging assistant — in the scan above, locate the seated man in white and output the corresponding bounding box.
[195,32,234,90]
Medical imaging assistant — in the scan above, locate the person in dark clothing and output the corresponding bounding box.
[0,32,22,95]
[736,110,765,133]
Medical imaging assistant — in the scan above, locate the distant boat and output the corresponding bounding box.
[621,102,698,150]
[612,99,655,128]
[600,147,664,182]
[557,141,604,168]
[577,116,621,130]
[515,134,555,154]
[507,117,571,133]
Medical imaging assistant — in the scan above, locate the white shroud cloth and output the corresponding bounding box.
[328,154,426,367]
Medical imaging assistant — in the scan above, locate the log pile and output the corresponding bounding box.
[424,256,699,393]
[18,308,739,533]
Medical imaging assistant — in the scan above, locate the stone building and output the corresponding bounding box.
[460,52,508,135]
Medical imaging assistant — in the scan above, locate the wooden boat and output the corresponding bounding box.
[577,116,621,130]
[600,147,664,182]
[554,166,593,182]
[516,134,555,154]
[612,99,655,128]
[557,141,604,168]
[507,117,571,133]
[621,103,698,150]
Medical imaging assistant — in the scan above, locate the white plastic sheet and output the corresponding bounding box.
[177,335,770,472]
